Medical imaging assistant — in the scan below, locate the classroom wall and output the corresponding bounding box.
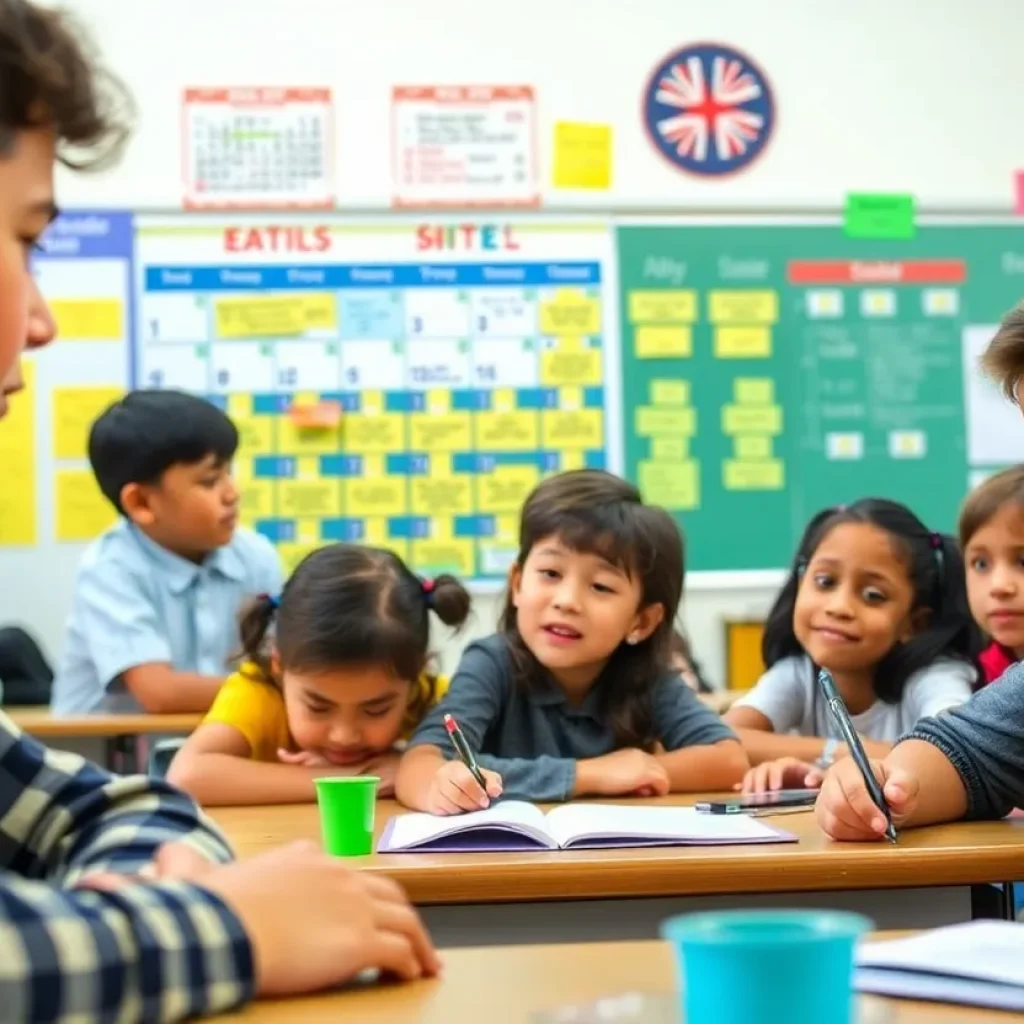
[5,0,1020,687]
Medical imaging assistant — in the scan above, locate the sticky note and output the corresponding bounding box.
[345,477,408,517]
[651,437,689,460]
[734,379,775,405]
[844,193,916,240]
[234,414,274,456]
[638,459,699,510]
[279,480,342,518]
[722,405,783,435]
[860,290,896,317]
[734,435,772,459]
[340,413,405,454]
[636,406,697,437]
[552,121,612,190]
[723,459,785,491]
[412,525,476,576]
[0,464,35,545]
[922,289,959,316]
[477,464,540,514]
[635,325,692,359]
[475,411,539,451]
[539,291,601,335]
[627,291,698,324]
[52,386,124,460]
[708,291,779,325]
[289,400,342,429]
[412,475,473,516]
[49,299,123,341]
[410,412,472,451]
[826,432,864,460]
[0,357,34,469]
[805,290,843,319]
[55,469,116,542]
[649,380,690,406]
[713,326,772,359]
[237,479,275,526]
[540,409,603,449]
[276,417,343,456]
[215,293,337,339]
[540,348,602,387]
[888,430,927,459]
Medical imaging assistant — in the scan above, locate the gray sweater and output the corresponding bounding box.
[907,665,1024,819]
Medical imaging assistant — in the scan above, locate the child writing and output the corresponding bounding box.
[395,469,747,814]
[959,466,1024,684]
[725,498,979,793]
[816,302,1024,841]
[168,542,470,805]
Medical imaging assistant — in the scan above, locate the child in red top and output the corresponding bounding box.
[960,466,1024,684]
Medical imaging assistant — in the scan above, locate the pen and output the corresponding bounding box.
[444,713,488,790]
[816,668,897,843]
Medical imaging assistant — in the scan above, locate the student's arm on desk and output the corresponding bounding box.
[123,664,223,714]
[167,723,361,806]
[725,706,891,763]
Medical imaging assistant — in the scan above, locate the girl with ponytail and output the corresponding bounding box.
[168,543,471,805]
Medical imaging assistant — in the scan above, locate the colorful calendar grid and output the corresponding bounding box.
[134,218,617,579]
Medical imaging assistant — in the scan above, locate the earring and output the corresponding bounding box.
[627,634,639,645]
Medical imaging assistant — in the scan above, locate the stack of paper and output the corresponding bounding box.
[856,921,1024,1011]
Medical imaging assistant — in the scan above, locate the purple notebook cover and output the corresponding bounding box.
[376,818,797,854]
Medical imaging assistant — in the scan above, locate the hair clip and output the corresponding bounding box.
[929,532,943,550]
[261,593,280,611]
[420,577,435,607]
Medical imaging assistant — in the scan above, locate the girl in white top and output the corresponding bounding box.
[725,498,980,792]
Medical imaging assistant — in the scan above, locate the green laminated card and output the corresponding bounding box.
[843,193,916,239]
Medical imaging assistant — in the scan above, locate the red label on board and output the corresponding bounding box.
[786,260,966,285]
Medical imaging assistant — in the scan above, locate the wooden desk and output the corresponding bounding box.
[213,938,1016,1023]
[3,706,201,772]
[209,795,1024,944]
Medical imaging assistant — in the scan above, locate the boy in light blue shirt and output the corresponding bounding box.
[53,390,282,714]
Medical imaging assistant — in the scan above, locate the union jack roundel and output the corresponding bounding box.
[642,43,775,177]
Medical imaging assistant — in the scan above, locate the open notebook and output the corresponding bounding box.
[856,921,1024,1012]
[377,800,796,853]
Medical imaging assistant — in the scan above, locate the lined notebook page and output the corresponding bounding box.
[384,800,549,849]
[544,804,783,847]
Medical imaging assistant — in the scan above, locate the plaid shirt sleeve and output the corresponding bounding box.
[0,713,256,1021]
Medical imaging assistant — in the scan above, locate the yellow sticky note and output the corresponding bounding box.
[411,535,476,577]
[540,348,602,387]
[540,409,603,449]
[0,358,34,469]
[638,459,699,510]
[410,411,472,452]
[714,326,772,359]
[345,477,408,517]
[539,290,601,335]
[215,293,337,339]
[635,325,692,359]
[723,459,785,491]
[649,380,690,407]
[411,475,473,516]
[722,405,783,436]
[708,290,779,325]
[50,299,123,341]
[0,466,35,545]
[628,291,698,324]
[734,379,775,405]
[55,469,116,542]
[341,413,405,454]
[235,414,274,456]
[635,406,697,438]
[477,464,540,515]
[734,435,772,459]
[279,479,342,519]
[237,479,275,526]
[475,411,539,451]
[52,386,123,460]
[552,121,612,190]
[651,437,689,460]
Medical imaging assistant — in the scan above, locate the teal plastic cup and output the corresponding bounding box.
[314,777,379,857]
[660,909,872,1024]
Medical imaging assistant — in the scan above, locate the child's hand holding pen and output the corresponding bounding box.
[815,757,919,841]
[427,714,503,815]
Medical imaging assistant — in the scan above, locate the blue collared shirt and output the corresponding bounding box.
[52,521,282,713]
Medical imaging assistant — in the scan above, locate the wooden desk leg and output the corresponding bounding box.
[971,882,1017,920]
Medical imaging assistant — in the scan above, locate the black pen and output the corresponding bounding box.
[817,668,898,844]
[444,713,487,790]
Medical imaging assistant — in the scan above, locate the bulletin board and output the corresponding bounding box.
[618,216,1024,572]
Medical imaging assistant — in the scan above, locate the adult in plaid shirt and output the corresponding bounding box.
[0,2,440,1020]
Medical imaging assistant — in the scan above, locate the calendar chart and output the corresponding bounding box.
[133,217,619,579]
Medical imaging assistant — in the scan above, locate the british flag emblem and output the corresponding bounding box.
[643,43,775,177]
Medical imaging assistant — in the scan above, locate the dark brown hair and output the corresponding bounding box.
[980,301,1024,402]
[499,469,685,749]
[239,544,471,716]
[959,466,1024,548]
[0,0,132,169]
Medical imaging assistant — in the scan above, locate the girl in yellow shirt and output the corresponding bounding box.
[167,543,470,805]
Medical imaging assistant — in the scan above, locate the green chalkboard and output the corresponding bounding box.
[616,217,1024,573]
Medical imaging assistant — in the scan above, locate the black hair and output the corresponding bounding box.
[88,390,238,513]
[239,543,471,717]
[762,498,981,703]
[0,0,132,169]
[499,469,685,749]
[670,629,713,694]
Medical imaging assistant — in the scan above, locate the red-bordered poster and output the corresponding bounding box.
[182,87,334,210]
[391,86,539,208]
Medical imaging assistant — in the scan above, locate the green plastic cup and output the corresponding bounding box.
[314,776,379,857]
